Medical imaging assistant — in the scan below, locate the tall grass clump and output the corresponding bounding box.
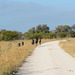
[0,40,35,75]
[59,38,75,57]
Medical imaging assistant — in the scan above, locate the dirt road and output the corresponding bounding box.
[15,41,75,75]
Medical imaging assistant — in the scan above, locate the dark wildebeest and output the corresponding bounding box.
[22,42,24,46]
[35,38,38,46]
[18,43,21,47]
[39,38,41,45]
[32,39,34,45]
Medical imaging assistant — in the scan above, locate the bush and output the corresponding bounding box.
[70,31,75,37]
[49,33,57,39]
[29,33,43,39]
[59,32,67,38]
[1,31,19,41]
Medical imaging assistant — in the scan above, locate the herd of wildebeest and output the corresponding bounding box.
[18,38,41,47]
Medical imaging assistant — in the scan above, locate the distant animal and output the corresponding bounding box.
[35,38,38,46]
[22,42,24,45]
[18,43,21,47]
[39,38,41,45]
[32,39,34,45]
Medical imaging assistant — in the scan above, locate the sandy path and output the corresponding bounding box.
[15,41,75,75]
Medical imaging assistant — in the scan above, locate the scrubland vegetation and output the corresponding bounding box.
[59,38,75,57]
[0,38,75,75]
[24,24,75,39]
[0,24,75,75]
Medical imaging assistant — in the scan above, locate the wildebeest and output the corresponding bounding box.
[39,38,41,45]
[32,39,34,45]
[22,42,24,46]
[18,43,21,47]
[35,38,38,46]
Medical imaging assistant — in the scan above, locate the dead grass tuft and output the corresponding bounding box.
[59,38,75,57]
[0,40,35,75]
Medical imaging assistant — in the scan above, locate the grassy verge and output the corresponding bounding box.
[0,39,54,75]
[59,38,75,58]
[0,40,36,75]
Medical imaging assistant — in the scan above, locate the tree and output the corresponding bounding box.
[36,24,49,33]
[28,27,35,34]
[55,25,71,34]
[64,25,71,32]
[36,25,42,33]
[71,24,75,32]
[71,24,75,29]
[55,25,64,34]
[0,34,4,41]
[1,31,18,41]
[18,32,23,39]
[42,24,49,33]
[70,30,75,37]
[24,32,31,39]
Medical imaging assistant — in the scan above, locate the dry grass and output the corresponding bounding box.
[0,39,54,75]
[42,39,56,43]
[0,40,36,75]
[59,38,75,58]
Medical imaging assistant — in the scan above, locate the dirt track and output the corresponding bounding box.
[15,41,75,75]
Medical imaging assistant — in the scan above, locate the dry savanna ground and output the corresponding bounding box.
[59,38,75,58]
[0,38,74,75]
[0,39,52,75]
[0,40,36,75]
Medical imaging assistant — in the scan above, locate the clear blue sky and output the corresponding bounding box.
[0,0,75,33]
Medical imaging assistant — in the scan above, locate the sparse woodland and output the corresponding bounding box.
[0,24,75,41]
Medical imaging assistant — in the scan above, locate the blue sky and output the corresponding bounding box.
[0,0,75,33]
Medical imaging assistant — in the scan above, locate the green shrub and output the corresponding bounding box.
[59,32,67,38]
[49,33,57,39]
[29,33,43,39]
[70,31,75,37]
[1,31,18,41]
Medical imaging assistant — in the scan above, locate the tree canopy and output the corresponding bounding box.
[0,24,75,41]
[55,25,71,34]
[0,30,21,41]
